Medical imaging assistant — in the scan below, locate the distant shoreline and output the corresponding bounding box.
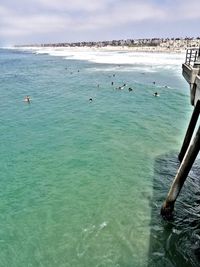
[89,45,186,53]
[14,37,200,54]
[15,45,186,54]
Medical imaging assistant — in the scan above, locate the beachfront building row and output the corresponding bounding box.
[16,37,200,51]
[42,38,200,49]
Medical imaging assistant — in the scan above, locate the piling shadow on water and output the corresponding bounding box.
[148,152,200,267]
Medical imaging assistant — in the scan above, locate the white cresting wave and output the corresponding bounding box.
[16,46,185,70]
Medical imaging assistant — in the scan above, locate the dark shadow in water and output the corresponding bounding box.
[148,151,200,267]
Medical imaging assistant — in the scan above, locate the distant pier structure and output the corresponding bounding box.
[161,47,200,220]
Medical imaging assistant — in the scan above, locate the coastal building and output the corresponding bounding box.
[161,47,200,219]
[17,38,200,51]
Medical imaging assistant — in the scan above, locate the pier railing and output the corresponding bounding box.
[185,48,200,66]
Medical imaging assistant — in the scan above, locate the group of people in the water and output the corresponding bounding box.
[90,72,161,102]
[115,84,134,92]
[24,67,163,104]
[64,67,162,98]
[24,68,162,103]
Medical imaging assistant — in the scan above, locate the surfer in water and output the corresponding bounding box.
[24,95,31,103]
[154,92,159,97]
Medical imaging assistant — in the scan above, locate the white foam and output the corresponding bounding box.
[16,46,185,72]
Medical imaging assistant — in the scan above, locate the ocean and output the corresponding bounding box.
[0,47,199,267]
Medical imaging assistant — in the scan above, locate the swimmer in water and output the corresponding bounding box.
[128,87,133,92]
[154,92,159,97]
[24,95,31,103]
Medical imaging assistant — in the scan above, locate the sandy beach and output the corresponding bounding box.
[91,45,186,53]
[18,45,186,54]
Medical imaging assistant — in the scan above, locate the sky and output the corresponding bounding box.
[0,0,200,46]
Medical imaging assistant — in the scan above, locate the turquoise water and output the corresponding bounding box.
[0,48,196,266]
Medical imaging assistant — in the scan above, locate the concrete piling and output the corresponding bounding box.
[161,125,200,220]
[161,48,200,220]
[178,100,200,162]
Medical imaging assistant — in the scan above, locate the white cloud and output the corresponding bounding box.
[0,0,199,43]
[0,5,10,17]
[63,1,166,31]
[0,12,69,37]
[36,0,113,12]
[159,0,200,20]
[0,1,166,39]
[174,0,200,20]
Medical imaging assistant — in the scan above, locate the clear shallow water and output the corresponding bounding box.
[0,48,198,266]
